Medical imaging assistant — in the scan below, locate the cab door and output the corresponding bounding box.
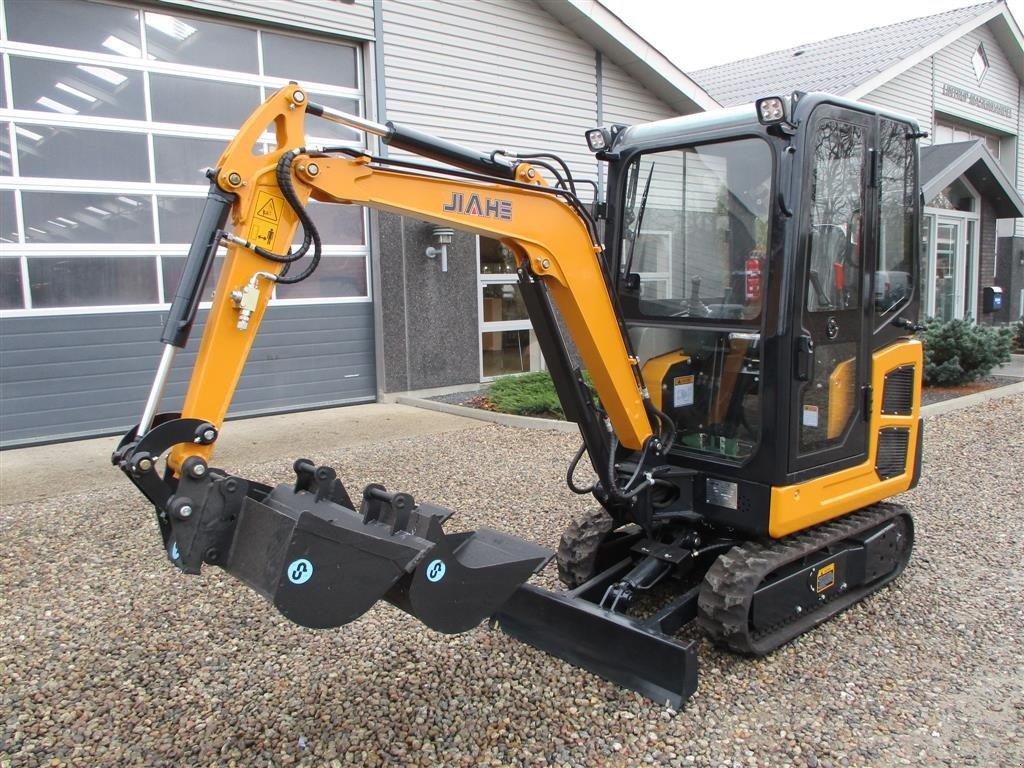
[790,106,873,474]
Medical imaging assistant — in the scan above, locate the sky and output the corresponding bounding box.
[600,0,1024,72]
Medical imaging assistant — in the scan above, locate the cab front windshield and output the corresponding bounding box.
[620,137,773,462]
[621,137,772,322]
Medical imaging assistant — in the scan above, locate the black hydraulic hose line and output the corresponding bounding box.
[575,178,600,202]
[566,442,595,495]
[226,149,324,284]
[644,399,676,454]
[606,433,656,502]
[606,433,620,499]
[525,159,568,190]
[516,152,578,198]
[272,150,322,284]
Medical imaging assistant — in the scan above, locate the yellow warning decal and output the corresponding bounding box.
[672,375,695,408]
[254,190,284,224]
[247,218,279,249]
[815,562,836,593]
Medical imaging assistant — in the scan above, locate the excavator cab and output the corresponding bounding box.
[114,86,923,709]
[603,94,922,532]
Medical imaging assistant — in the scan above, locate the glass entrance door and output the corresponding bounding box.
[934,219,960,321]
[478,237,542,378]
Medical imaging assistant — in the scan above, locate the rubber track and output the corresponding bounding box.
[697,503,913,655]
[556,508,615,587]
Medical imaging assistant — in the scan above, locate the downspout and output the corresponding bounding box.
[370,0,391,397]
[595,51,605,202]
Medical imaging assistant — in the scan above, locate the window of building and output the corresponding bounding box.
[933,118,1001,159]
[0,0,369,314]
[478,238,542,378]
[928,178,977,212]
[971,43,989,84]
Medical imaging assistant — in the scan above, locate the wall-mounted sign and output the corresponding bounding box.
[940,83,1014,119]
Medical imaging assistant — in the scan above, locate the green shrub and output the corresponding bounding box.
[919,318,1013,386]
[486,370,595,418]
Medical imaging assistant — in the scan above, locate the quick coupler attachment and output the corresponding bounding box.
[131,455,551,635]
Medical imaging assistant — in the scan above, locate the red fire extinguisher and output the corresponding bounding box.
[745,256,762,303]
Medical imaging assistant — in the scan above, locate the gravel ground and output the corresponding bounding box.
[2,394,1023,767]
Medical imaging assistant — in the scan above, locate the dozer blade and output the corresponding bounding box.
[493,558,700,708]
[129,450,551,635]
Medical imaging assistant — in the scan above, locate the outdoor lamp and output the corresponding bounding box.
[426,226,455,272]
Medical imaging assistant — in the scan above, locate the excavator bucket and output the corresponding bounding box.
[228,481,551,632]
[113,430,550,635]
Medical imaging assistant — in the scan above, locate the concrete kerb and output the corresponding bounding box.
[920,380,1024,417]
[395,395,581,434]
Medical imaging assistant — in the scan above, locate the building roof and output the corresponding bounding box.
[921,140,1024,218]
[545,0,721,114]
[691,1,1022,106]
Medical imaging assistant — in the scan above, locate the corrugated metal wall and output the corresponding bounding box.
[380,0,600,183]
[159,0,375,39]
[0,304,375,447]
[602,57,677,126]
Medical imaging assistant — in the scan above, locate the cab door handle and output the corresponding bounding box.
[796,334,815,381]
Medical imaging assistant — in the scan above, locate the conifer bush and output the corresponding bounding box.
[487,370,595,418]
[919,318,1012,386]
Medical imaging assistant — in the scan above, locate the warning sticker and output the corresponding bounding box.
[803,404,819,427]
[673,375,694,408]
[254,190,284,223]
[815,562,836,593]
[247,218,278,249]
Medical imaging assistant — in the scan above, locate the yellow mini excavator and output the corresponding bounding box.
[114,84,924,707]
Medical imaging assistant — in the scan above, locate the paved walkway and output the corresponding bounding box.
[0,403,482,507]
[994,352,1024,378]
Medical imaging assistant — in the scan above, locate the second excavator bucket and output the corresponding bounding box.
[121,442,552,635]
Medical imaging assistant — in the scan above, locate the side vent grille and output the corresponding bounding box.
[876,427,910,480]
[881,365,916,415]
